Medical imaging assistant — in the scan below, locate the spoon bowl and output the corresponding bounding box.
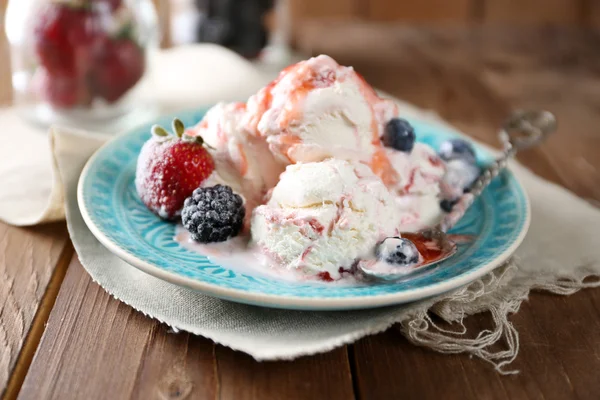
[360,231,458,282]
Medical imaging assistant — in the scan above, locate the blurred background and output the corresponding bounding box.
[0,0,598,199]
[3,0,600,90]
[166,0,600,47]
[166,0,600,71]
[5,0,600,71]
[3,0,600,93]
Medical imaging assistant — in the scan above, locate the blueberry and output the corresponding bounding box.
[442,159,481,193]
[439,139,477,164]
[440,199,457,213]
[382,118,415,152]
[376,237,420,266]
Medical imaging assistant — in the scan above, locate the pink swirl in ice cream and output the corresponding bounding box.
[251,159,401,280]
[190,102,285,196]
[242,55,400,186]
[187,102,287,229]
[385,144,447,230]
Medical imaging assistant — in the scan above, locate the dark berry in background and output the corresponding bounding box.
[195,0,274,59]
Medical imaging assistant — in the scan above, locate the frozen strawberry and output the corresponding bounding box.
[92,39,145,103]
[33,67,92,108]
[33,2,103,76]
[135,119,215,220]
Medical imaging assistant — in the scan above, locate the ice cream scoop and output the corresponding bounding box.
[243,55,400,185]
[251,159,401,281]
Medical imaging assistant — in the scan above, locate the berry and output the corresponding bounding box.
[440,199,457,213]
[439,139,477,164]
[382,118,416,152]
[33,3,103,76]
[135,119,215,220]
[33,67,92,108]
[33,1,143,107]
[376,237,420,266]
[182,185,245,243]
[442,159,481,194]
[92,39,145,103]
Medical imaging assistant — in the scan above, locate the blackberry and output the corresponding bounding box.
[182,185,245,243]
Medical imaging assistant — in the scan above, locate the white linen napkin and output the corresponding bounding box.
[1,45,599,373]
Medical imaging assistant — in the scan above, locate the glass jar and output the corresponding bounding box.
[5,0,159,130]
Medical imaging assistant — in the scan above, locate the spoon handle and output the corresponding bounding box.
[437,110,557,233]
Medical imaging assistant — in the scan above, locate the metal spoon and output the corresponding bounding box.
[360,110,557,282]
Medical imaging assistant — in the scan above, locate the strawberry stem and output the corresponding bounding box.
[172,118,185,138]
[182,133,202,145]
[114,23,135,41]
[182,132,215,150]
[151,125,169,138]
[153,117,216,150]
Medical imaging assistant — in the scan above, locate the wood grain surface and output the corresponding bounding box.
[0,4,12,107]
[350,292,600,400]
[0,223,70,399]
[18,258,355,400]
[289,0,595,28]
[366,0,473,23]
[19,257,219,400]
[483,0,582,25]
[589,1,600,27]
[5,24,600,400]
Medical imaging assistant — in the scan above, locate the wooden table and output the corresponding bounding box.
[2,26,600,400]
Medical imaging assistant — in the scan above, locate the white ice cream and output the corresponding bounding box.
[385,144,447,230]
[251,159,401,280]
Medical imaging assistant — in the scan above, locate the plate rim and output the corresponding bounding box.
[77,117,531,311]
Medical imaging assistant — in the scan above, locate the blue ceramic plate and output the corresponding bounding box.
[78,108,530,310]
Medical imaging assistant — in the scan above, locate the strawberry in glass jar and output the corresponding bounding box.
[5,0,159,129]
